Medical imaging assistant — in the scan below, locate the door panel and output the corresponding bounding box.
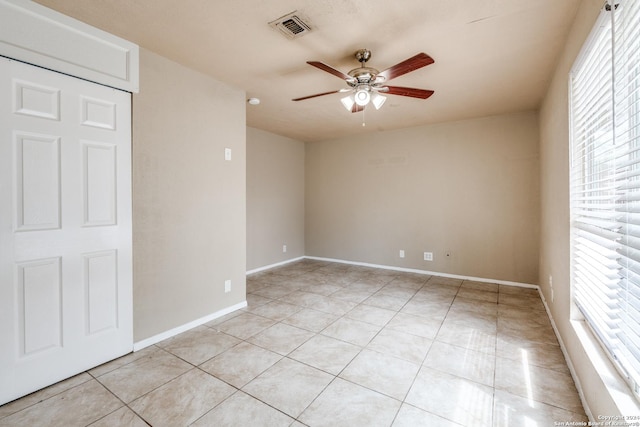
[0,58,133,405]
[14,132,61,231]
[84,249,118,335]
[17,257,62,356]
[82,141,117,226]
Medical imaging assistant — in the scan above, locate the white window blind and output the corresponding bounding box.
[570,0,640,397]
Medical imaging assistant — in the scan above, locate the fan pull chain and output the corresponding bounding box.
[362,107,366,127]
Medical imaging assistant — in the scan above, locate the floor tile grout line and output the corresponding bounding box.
[91,377,151,427]
[189,387,296,427]
[398,279,463,424]
[125,338,295,425]
[0,373,100,421]
[244,270,428,425]
[3,260,586,425]
[309,274,431,422]
[93,344,245,425]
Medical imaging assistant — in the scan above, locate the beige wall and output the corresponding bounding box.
[132,49,246,342]
[246,127,305,270]
[305,111,540,284]
[539,0,640,417]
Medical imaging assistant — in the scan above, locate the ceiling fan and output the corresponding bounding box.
[292,48,435,113]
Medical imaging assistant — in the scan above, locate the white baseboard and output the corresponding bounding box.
[303,256,538,289]
[538,290,593,421]
[133,300,247,351]
[246,256,305,275]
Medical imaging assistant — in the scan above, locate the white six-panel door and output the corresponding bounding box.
[0,58,133,405]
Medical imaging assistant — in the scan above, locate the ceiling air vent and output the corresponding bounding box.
[269,11,312,39]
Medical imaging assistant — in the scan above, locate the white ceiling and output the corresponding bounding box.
[35,0,581,142]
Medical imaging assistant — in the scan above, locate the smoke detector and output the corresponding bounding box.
[269,11,313,39]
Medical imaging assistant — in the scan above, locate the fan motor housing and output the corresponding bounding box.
[348,67,380,85]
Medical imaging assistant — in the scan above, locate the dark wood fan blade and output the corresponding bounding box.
[351,103,365,113]
[307,61,355,81]
[383,86,434,99]
[377,53,434,81]
[292,90,341,101]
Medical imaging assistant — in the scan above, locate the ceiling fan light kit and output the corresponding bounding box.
[293,48,434,115]
[340,95,354,111]
[354,88,370,106]
[371,92,386,109]
[341,90,386,112]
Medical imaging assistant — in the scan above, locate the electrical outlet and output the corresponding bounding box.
[224,279,231,293]
[224,148,232,161]
[424,252,433,261]
[283,245,287,253]
[399,249,405,258]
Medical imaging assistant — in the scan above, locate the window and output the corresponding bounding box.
[570,0,640,398]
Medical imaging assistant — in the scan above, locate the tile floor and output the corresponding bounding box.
[0,259,588,426]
